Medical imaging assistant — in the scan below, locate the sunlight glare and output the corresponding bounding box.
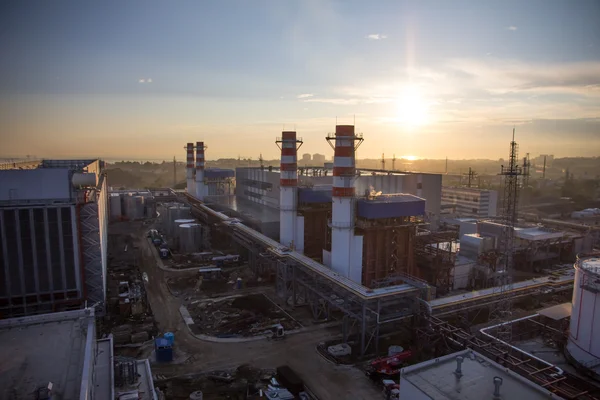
[396,85,430,127]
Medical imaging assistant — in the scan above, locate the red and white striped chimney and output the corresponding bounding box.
[277,131,302,249]
[327,125,363,282]
[195,141,205,199]
[186,143,194,194]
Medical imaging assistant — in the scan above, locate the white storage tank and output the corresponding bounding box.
[109,193,122,221]
[179,223,202,253]
[567,255,600,371]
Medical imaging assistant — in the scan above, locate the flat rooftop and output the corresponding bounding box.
[515,227,564,241]
[400,349,562,400]
[0,310,96,400]
[206,195,280,223]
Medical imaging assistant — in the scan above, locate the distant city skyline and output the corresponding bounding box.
[1,1,599,160]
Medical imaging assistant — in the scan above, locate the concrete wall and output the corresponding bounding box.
[0,169,74,202]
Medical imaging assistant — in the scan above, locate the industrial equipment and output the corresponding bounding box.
[365,350,413,380]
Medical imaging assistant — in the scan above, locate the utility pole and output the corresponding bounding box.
[172,156,176,187]
[462,167,477,187]
[381,153,385,170]
[542,156,547,180]
[490,128,523,343]
[392,154,396,171]
[445,156,448,174]
[259,153,264,170]
[522,153,531,188]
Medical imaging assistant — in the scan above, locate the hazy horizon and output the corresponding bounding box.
[1,1,599,160]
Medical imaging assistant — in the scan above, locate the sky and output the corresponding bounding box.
[0,0,599,161]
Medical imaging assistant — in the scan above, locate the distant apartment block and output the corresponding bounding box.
[441,186,498,218]
[312,153,326,165]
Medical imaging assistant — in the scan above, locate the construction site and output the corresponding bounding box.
[1,129,600,400]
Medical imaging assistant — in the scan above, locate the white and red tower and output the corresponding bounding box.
[186,143,194,194]
[195,141,206,200]
[326,125,364,283]
[276,131,303,251]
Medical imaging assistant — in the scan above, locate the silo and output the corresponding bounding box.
[179,223,202,253]
[125,195,137,220]
[134,196,145,220]
[109,194,122,221]
[567,255,600,371]
[145,196,156,218]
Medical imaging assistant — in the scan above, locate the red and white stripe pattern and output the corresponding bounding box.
[195,141,205,199]
[195,141,205,172]
[186,142,194,194]
[280,131,298,187]
[332,125,356,198]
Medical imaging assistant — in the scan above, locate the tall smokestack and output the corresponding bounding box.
[195,141,205,200]
[186,143,194,194]
[327,125,363,283]
[276,131,302,250]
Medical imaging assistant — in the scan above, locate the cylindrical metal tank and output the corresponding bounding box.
[133,196,145,220]
[109,194,122,221]
[124,195,136,220]
[178,223,202,253]
[567,255,600,370]
[72,172,97,187]
[166,206,191,236]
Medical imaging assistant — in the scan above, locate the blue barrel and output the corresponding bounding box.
[155,338,173,363]
[236,278,242,289]
[164,332,175,346]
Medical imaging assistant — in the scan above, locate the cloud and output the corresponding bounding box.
[147,78,153,83]
[447,59,600,97]
[138,78,153,84]
[366,34,387,40]
[507,26,518,31]
[138,79,145,83]
[297,93,314,99]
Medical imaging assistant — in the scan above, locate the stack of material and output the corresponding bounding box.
[112,325,133,344]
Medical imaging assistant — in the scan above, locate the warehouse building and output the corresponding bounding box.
[0,159,108,318]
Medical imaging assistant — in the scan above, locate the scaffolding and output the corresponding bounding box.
[356,216,417,288]
[415,230,458,295]
[297,202,331,262]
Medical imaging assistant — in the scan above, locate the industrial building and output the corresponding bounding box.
[234,166,442,235]
[0,159,108,317]
[567,254,600,379]
[0,308,156,399]
[441,186,498,218]
[399,349,563,400]
[125,128,600,399]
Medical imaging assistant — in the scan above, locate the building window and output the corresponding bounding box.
[472,208,478,213]
[417,183,422,189]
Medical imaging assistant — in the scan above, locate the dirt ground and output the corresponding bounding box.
[115,221,383,400]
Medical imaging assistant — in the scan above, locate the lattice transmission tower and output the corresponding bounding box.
[489,128,523,344]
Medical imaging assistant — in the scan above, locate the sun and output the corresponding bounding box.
[395,85,430,127]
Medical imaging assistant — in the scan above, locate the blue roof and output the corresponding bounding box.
[298,186,332,203]
[357,194,425,219]
[205,168,234,179]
